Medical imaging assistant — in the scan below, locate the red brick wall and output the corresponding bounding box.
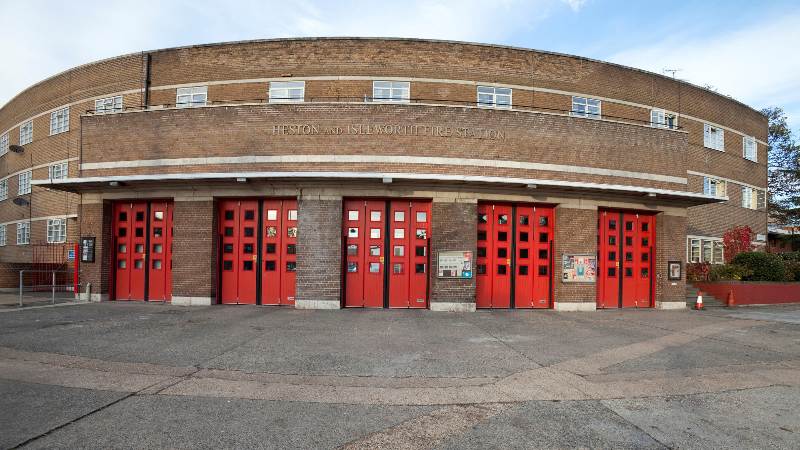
[296,198,342,303]
[429,201,477,304]
[553,207,597,304]
[172,200,216,300]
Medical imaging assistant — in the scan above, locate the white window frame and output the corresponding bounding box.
[0,133,8,157]
[0,224,5,246]
[269,81,305,103]
[688,237,724,264]
[176,86,208,108]
[571,96,601,119]
[47,218,67,243]
[16,222,30,245]
[703,123,725,151]
[0,179,7,201]
[95,96,123,114]
[49,107,69,135]
[49,162,68,180]
[742,186,754,209]
[372,81,410,103]
[743,135,757,162]
[19,120,33,145]
[18,170,31,195]
[702,177,726,198]
[650,109,677,129]
[477,86,512,109]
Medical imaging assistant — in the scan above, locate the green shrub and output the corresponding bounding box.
[731,252,788,282]
[776,251,800,262]
[707,264,752,281]
[784,260,800,281]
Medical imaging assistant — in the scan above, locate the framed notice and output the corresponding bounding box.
[437,251,473,279]
[668,261,682,280]
[80,237,96,263]
[561,253,596,283]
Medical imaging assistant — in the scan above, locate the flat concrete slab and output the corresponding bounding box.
[0,302,798,448]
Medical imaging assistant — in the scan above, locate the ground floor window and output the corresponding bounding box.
[688,237,724,263]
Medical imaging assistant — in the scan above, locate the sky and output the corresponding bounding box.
[1,0,799,130]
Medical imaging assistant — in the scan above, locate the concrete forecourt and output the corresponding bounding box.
[0,303,799,448]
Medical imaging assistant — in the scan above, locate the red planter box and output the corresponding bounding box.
[695,282,800,305]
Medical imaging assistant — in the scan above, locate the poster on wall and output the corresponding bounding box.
[80,237,96,263]
[437,251,473,278]
[561,254,596,283]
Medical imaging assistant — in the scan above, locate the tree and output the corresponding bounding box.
[762,107,800,227]
[723,225,753,262]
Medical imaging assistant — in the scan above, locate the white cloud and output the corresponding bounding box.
[607,13,800,116]
[561,0,587,12]
[0,0,572,108]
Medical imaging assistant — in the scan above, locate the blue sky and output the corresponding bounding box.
[1,0,799,130]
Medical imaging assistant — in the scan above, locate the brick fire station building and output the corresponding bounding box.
[0,38,768,311]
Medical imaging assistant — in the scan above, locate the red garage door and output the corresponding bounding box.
[343,199,431,308]
[112,200,173,301]
[218,199,297,305]
[476,203,554,309]
[597,210,655,308]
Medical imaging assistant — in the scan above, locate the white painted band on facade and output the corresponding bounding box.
[81,154,688,185]
[34,170,720,201]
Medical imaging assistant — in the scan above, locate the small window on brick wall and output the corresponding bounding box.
[19,120,32,145]
[688,237,724,264]
[743,136,757,162]
[176,86,207,108]
[650,109,677,129]
[703,123,725,151]
[571,96,601,119]
[703,177,726,198]
[0,133,8,157]
[50,107,69,135]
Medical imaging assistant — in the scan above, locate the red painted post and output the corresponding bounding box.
[73,243,80,295]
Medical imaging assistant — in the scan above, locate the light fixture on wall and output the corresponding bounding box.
[13,197,30,206]
[9,144,24,153]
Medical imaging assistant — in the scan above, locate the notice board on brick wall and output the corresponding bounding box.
[561,254,596,283]
[437,251,473,278]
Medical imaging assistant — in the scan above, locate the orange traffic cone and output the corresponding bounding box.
[726,290,736,307]
[695,290,704,310]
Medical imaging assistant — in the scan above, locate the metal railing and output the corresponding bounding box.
[83,96,683,130]
[17,269,81,308]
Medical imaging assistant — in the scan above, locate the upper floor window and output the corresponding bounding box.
[372,81,410,103]
[18,170,31,195]
[176,86,207,108]
[0,133,8,157]
[743,136,757,162]
[650,109,677,129]
[47,218,67,243]
[19,120,33,145]
[0,224,5,247]
[703,123,724,151]
[17,222,30,245]
[741,186,766,210]
[571,96,601,119]
[95,96,123,114]
[0,179,7,201]
[50,107,69,135]
[269,81,305,103]
[703,176,726,198]
[49,162,68,180]
[477,86,512,109]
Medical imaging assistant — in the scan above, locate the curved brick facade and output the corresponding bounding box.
[0,38,767,310]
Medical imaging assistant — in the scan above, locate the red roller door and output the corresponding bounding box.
[597,210,655,308]
[344,199,431,308]
[219,198,297,305]
[477,203,554,309]
[112,200,173,301]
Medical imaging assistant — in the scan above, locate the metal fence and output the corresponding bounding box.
[16,269,81,308]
